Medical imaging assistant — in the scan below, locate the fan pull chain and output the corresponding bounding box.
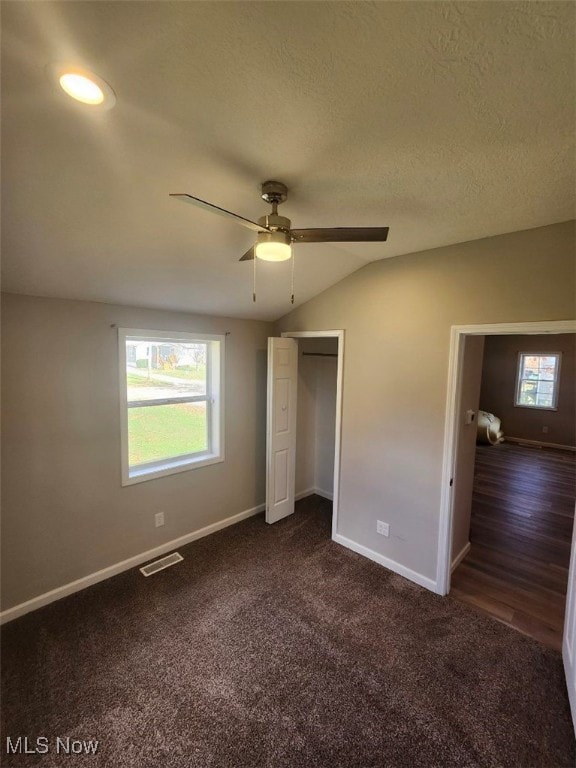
[253,252,257,302]
[290,249,295,304]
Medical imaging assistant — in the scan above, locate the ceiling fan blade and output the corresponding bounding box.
[239,246,255,261]
[170,193,269,233]
[291,227,389,243]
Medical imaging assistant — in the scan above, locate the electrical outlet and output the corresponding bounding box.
[376,520,389,537]
[155,512,165,528]
[542,425,549,434]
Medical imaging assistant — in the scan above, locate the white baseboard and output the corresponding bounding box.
[451,541,471,572]
[0,502,265,625]
[295,487,316,501]
[296,487,334,502]
[505,436,576,452]
[333,533,439,594]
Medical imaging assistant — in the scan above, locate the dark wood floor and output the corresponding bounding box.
[451,442,576,650]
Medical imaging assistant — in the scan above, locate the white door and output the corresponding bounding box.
[563,514,576,730]
[266,337,298,524]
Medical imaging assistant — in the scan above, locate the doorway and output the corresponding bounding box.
[437,321,576,722]
[450,331,575,648]
[270,330,343,539]
[438,320,576,592]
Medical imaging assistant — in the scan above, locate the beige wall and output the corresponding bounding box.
[295,352,317,494]
[1,294,272,610]
[295,339,338,497]
[277,221,576,586]
[315,355,338,496]
[480,334,576,447]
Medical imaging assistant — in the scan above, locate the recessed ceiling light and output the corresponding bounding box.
[51,64,116,110]
[59,73,104,105]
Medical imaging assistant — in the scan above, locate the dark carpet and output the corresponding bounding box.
[1,496,574,768]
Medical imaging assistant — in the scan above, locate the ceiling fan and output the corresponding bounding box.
[170,180,389,262]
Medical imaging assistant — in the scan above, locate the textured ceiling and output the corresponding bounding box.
[2,1,575,320]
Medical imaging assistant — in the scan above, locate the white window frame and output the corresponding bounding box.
[514,351,561,411]
[119,328,225,485]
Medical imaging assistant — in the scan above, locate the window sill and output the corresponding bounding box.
[514,404,558,412]
[122,452,224,486]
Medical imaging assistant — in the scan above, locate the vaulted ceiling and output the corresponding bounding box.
[2,1,574,320]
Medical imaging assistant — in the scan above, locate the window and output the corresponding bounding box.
[515,352,561,410]
[119,328,224,485]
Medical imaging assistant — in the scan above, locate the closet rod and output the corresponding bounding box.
[302,352,338,357]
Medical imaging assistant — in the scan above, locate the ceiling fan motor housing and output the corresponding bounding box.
[258,213,291,233]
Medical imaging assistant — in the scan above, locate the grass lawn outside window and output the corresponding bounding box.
[128,403,208,466]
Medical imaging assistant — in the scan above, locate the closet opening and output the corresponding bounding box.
[280,331,344,539]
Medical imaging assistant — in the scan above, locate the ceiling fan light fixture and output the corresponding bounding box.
[255,230,292,262]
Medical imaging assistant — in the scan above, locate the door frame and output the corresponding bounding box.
[437,319,576,596]
[281,330,344,541]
